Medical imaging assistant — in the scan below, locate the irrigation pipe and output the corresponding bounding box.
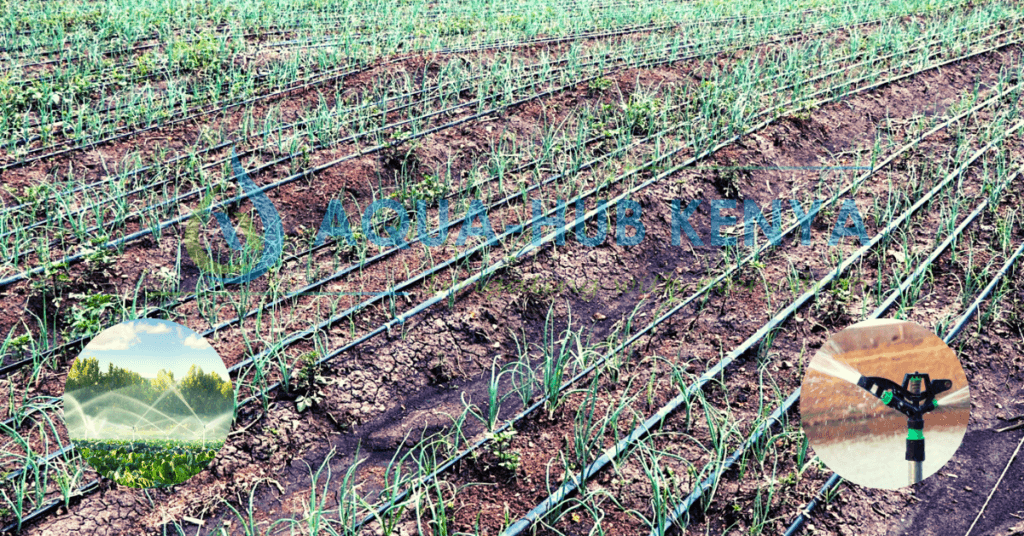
[782,473,844,536]
[783,234,1024,536]
[0,8,1014,489]
[963,425,1024,536]
[1,6,916,288]
[652,166,1022,535]
[329,38,1024,534]
[2,16,1021,531]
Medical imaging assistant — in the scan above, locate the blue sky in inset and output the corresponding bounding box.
[77,319,228,381]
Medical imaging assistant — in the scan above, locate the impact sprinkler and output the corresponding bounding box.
[856,372,952,485]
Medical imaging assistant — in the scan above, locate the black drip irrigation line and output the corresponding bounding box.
[0,445,75,484]
[0,0,868,174]
[0,8,872,286]
[652,166,1022,535]
[500,93,1024,536]
[0,13,1016,531]
[782,474,844,536]
[1,0,984,288]
[0,11,1012,493]
[239,35,1024,535]
[0,479,99,535]
[782,234,1024,536]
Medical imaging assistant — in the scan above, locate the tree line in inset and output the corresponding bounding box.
[66,357,233,416]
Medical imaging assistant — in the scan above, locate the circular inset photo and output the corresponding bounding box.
[800,319,970,489]
[62,319,234,488]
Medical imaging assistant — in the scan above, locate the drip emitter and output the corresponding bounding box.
[856,372,952,485]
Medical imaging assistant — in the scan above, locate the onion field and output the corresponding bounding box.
[1,0,1023,534]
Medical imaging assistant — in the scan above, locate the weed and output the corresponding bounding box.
[292,351,332,412]
[66,293,117,340]
[588,77,614,94]
[485,428,521,472]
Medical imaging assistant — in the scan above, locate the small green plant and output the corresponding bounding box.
[293,351,332,412]
[791,99,817,121]
[134,51,161,77]
[588,77,614,94]
[67,293,117,340]
[485,429,520,472]
[5,333,33,358]
[621,91,664,136]
[169,35,222,72]
[392,173,447,205]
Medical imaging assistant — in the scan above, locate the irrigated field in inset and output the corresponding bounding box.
[62,319,233,488]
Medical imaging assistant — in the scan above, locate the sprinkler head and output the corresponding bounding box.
[856,372,951,419]
[856,372,952,465]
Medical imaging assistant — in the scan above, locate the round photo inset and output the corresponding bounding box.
[800,319,970,489]
[62,319,233,488]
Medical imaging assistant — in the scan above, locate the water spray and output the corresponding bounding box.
[855,372,952,485]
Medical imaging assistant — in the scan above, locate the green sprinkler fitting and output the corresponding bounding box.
[856,372,952,485]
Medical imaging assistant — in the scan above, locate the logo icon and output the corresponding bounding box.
[183,150,282,284]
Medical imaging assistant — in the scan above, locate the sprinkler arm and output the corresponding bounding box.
[856,373,952,418]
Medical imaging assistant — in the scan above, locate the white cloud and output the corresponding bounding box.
[85,321,172,351]
[182,334,210,351]
[139,323,171,335]
[86,323,140,351]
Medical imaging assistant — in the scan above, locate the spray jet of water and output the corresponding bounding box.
[807,353,863,384]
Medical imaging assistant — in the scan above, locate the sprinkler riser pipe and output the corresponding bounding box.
[909,460,923,484]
